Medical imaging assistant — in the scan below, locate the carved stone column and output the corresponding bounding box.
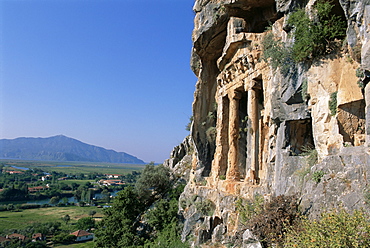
[226,91,241,180]
[211,95,230,179]
[248,86,258,182]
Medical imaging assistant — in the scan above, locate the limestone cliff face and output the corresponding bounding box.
[167,0,370,246]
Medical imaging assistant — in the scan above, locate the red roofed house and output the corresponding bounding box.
[32,233,44,241]
[7,171,24,175]
[0,236,10,243]
[6,233,27,241]
[99,179,124,186]
[70,230,94,242]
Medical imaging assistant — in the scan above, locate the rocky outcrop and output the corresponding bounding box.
[169,0,370,247]
[164,136,194,183]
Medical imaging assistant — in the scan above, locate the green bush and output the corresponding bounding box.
[356,68,365,78]
[311,170,325,183]
[51,233,75,244]
[195,199,215,216]
[329,91,338,116]
[145,198,178,231]
[144,184,189,248]
[206,126,217,143]
[144,222,189,248]
[287,7,317,62]
[356,68,365,89]
[94,186,145,248]
[185,116,193,131]
[76,217,95,230]
[135,163,172,204]
[301,79,309,101]
[261,31,293,74]
[262,0,346,71]
[301,146,318,167]
[287,0,346,62]
[284,209,370,247]
[236,194,264,224]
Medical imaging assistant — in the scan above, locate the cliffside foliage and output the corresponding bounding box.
[356,68,365,89]
[236,195,300,247]
[194,198,215,216]
[329,91,338,116]
[301,146,318,167]
[284,209,370,247]
[261,31,293,75]
[262,0,346,72]
[185,116,193,131]
[301,79,309,101]
[250,195,300,247]
[288,0,346,62]
[311,170,325,184]
[236,196,370,248]
[236,194,264,224]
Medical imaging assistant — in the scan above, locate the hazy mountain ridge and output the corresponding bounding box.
[0,135,145,164]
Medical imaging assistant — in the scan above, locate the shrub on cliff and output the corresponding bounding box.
[236,194,264,224]
[262,0,346,71]
[246,195,300,247]
[329,91,338,116]
[287,0,346,62]
[261,31,293,75]
[284,209,370,247]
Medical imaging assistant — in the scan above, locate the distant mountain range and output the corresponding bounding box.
[0,135,145,164]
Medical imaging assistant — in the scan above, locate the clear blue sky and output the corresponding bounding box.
[0,0,197,163]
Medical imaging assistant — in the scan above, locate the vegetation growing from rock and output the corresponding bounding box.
[301,79,309,101]
[311,170,325,184]
[284,209,370,247]
[356,67,365,89]
[262,1,346,73]
[287,0,346,62]
[236,194,264,224]
[236,197,370,248]
[246,195,300,248]
[185,116,193,131]
[301,146,318,167]
[195,198,215,216]
[329,91,338,116]
[261,30,293,75]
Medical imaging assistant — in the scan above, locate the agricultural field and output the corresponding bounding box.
[56,241,94,247]
[0,159,146,175]
[0,206,104,233]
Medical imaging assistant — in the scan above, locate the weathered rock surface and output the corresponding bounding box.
[167,0,370,247]
[163,136,193,183]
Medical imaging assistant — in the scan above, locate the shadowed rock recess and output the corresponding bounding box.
[164,0,370,247]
